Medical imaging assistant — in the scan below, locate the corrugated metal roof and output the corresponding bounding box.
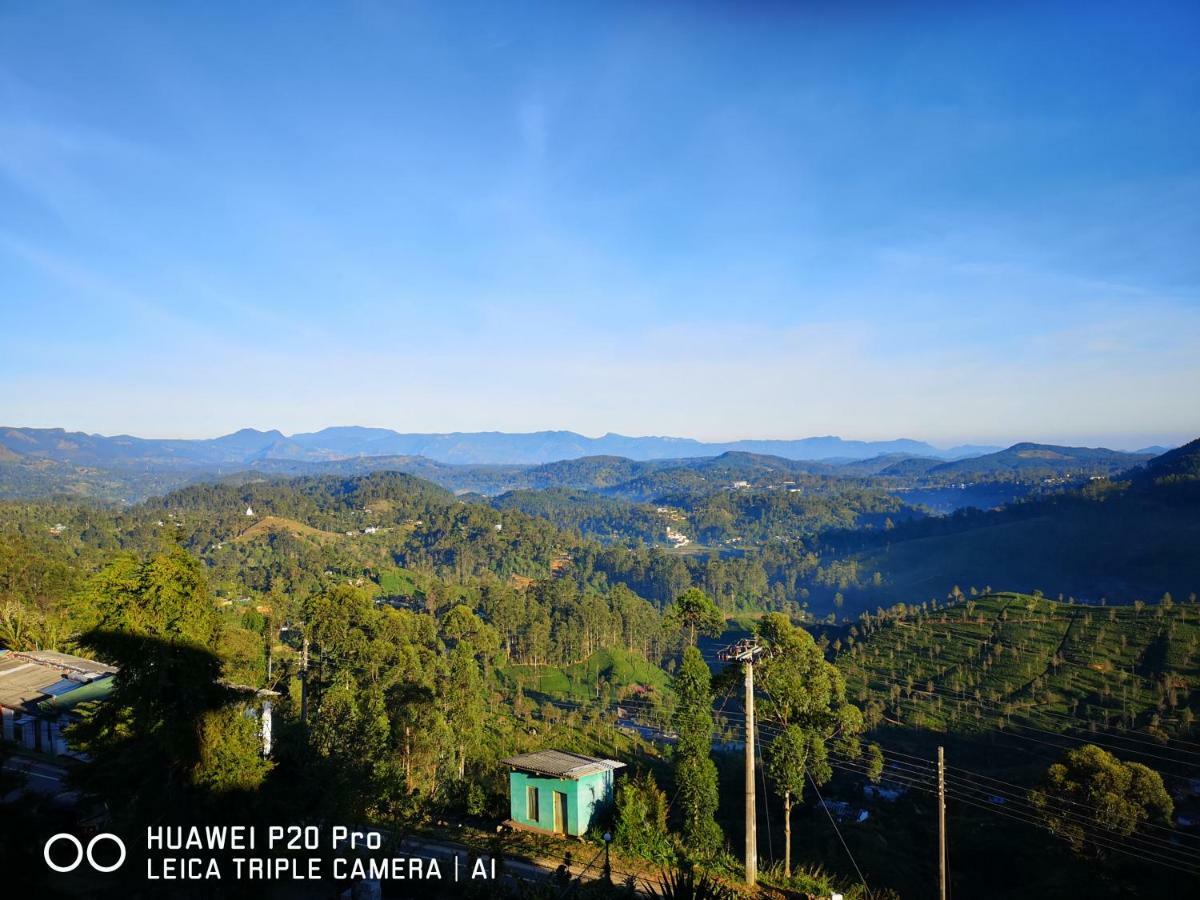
[502,750,625,779]
[18,651,116,677]
[41,678,82,696]
[38,676,115,712]
[0,649,117,711]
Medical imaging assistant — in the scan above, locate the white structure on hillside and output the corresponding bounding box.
[245,506,255,517]
[666,527,690,548]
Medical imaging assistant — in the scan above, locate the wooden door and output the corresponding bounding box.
[554,790,568,834]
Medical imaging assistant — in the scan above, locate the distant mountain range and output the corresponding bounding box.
[0,423,1175,506]
[0,426,1000,467]
[889,442,1154,480]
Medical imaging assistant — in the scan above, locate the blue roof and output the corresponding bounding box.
[42,679,83,696]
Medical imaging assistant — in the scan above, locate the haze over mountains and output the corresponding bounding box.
[0,424,1173,507]
[0,425,1002,467]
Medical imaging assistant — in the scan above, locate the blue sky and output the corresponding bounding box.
[1,1,1197,449]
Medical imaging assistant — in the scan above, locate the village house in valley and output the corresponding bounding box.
[502,750,624,838]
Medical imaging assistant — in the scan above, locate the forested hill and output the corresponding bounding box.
[1136,436,1200,483]
[822,444,1200,609]
[4,439,1198,622]
[0,438,1161,506]
[909,442,1154,482]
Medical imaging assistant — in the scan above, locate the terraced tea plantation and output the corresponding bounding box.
[838,592,1199,747]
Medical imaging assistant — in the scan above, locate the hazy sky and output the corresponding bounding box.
[2,2,1198,449]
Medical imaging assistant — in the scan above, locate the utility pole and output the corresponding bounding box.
[300,632,310,726]
[744,653,757,887]
[718,638,764,886]
[938,745,947,900]
[266,613,274,682]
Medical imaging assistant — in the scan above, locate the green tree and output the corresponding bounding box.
[664,588,725,645]
[70,547,270,823]
[755,613,875,872]
[444,643,486,780]
[671,645,722,859]
[764,724,808,875]
[614,770,674,864]
[440,603,501,661]
[1030,744,1173,856]
[194,705,272,793]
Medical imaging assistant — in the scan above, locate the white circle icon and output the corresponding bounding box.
[44,833,126,873]
[87,833,127,872]
[44,833,83,873]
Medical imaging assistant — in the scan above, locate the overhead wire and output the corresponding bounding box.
[306,644,1200,877]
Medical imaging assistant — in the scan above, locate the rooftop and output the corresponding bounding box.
[502,750,625,780]
[0,649,117,712]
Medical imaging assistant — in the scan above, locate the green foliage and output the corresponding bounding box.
[653,860,736,900]
[757,613,865,760]
[757,612,870,872]
[839,592,1200,743]
[90,543,219,646]
[664,588,724,645]
[765,724,809,803]
[501,647,672,703]
[1030,744,1174,855]
[761,861,885,899]
[441,604,501,660]
[837,470,1200,614]
[2,458,1196,900]
[671,646,723,859]
[377,565,424,598]
[68,547,266,823]
[494,488,668,543]
[613,770,674,864]
[193,705,273,793]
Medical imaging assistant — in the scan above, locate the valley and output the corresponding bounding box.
[1,429,1198,897]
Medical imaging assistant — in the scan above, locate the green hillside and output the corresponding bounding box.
[826,462,1200,613]
[922,442,1150,481]
[838,592,1199,747]
[499,647,672,703]
[1139,436,1200,483]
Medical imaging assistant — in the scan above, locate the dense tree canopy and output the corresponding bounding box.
[1030,744,1174,855]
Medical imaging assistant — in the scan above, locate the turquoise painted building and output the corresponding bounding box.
[502,750,625,837]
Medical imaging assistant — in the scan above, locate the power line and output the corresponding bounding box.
[942,792,1200,877]
[818,730,1200,848]
[493,688,1194,861]
[763,733,1200,868]
[808,770,873,899]
[865,681,1200,769]
[848,622,1200,752]
[820,754,1199,875]
[308,649,1200,879]
[621,696,1198,857]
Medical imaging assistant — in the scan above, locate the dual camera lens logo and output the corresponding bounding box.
[44,833,126,873]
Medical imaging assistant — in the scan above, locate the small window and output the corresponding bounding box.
[527,786,540,822]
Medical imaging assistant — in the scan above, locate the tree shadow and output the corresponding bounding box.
[10,630,282,898]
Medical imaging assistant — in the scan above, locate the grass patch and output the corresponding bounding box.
[500,648,671,702]
[233,515,341,544]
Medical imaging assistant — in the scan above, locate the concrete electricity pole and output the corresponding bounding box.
[938,745,947,900]
[718,638,764,886]
[300,633,310,726]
